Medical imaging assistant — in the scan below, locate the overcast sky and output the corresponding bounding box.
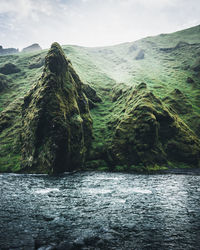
[0,0,200,50]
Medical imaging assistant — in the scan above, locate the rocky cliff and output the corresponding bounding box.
[20,42,92,174]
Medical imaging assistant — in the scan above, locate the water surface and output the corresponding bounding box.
[0,172,200,249]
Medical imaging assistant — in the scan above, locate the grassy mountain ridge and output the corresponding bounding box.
[0,25,200,172]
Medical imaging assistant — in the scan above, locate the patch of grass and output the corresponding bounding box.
[146,165,168,171]
[115,165,128,171]
[97,166,109,171]
[129,164,146,172]
[85,159,109,170]
[167,161,192,169]
[0,154,21,173]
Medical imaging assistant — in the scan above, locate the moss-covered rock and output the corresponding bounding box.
[0,74,9,92]
[28,57,45,69]
[82,83,102,109]
[0,63,21,75]
[110,83,200,168]
[83,84,102,106]
[20,42,92,174]
[163,89,200,138]
[111,84,130,102]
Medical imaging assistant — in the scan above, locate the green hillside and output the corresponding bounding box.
[0,25,200,172]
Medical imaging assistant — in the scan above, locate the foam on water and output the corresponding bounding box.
[34,188,60,194]
[131,188,152,194]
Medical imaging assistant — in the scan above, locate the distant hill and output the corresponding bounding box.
[0,45,19,55]
[22,43,42,53]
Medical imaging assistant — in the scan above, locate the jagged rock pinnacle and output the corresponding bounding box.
[21,42,92,174]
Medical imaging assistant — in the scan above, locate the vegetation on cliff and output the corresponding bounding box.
[0,25,200,173]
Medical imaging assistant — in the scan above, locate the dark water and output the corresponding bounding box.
[1,172,200,250]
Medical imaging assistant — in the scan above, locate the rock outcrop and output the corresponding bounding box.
[83,84,102,109]
[0,63,21,75]
[21,42,92,174]
[110,83,200,167]
[22,43,42,53]
[28,57,45,69]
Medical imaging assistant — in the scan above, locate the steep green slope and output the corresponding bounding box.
[0,25,200,172]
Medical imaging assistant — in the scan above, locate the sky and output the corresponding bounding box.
[0,0,200,50]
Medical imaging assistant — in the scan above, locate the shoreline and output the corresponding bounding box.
[1,168,200,175]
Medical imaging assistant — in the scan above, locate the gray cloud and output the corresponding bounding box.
[0,0,200,49]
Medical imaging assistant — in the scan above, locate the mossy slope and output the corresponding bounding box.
[0,74,9,92]
[20,43,92,174]
[110,83,200,168]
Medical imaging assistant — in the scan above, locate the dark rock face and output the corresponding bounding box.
[110,83,200,167]
[21,42,92,174]
[135,50,145,60]
[83,84,102,103]
[0,63,21,75]
[22,43,42,53]
[83,84,102,109]
[186,77,194,83]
